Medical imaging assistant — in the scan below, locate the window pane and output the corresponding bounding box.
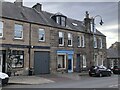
[59,32,63,37]
[78,36,81,47]
[94,36,97,48]
[57,55,65,68]
[0,22,3,28]
[68,33,72,46]
[0,29,2,36]
[100,38,102,49]
[82,35,85,47]
[61,17,65,26]
[0,22,3,37]
[59,38,63,44]
[83,55,86,68]
[14,24,23,39]
[15,24,23,30]
[56,17,60,24]
[59,32,64,46]
[39,29,45,41]
[14,31,22,38]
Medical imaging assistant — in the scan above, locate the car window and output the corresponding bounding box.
[98,65,107,69]
[114,66,118,68]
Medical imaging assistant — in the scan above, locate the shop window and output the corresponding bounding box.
[14,24,23,39]
[0,21,3,38]
[59,32,64,46]
[68,33,72,46]
[39,28,45,41]
[12,50,24,68]
[57,54,66,69]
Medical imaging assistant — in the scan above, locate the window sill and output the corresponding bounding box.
[38,40,45,43]
[59,45,64,47]
[78,46,85,48]
[13,38,24,41]
[57,68,66,72]
[68,45,73,47]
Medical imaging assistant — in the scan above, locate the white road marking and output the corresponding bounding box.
[109,84,118,88]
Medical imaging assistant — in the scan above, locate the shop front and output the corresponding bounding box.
[57,50,74,73]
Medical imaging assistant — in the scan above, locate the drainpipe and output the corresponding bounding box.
[28,23,32,75]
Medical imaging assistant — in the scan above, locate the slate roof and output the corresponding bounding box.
[1,1,105,36]
[107,42,120,58]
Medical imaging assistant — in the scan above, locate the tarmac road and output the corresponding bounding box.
[3,74,119,88]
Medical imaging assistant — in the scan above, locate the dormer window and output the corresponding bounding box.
[51,13,67,27]
[56,16,66,27]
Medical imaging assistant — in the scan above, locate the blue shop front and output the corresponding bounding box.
[57,50,74,73]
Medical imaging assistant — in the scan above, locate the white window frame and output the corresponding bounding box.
[68,33,73,46]
[78,36,81,47]
[81,35,85,47]
[56,16,60,25]
[14,24,23,39]
[38,28,45,42]
[57,53,66,70]
[0,21,3,38]
[90,23,93,32]
[82,55,86,68]
[78,34,85,47]
[59,32,64,46]
[94,36,97,48]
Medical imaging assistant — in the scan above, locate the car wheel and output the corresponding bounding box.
[99,73,102,77]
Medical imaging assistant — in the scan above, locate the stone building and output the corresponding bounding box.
[0,0,107,75]
[107,42,120,68]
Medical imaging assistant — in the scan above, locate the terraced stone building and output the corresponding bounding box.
[0,0,107,75]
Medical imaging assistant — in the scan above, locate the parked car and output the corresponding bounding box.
[0,72,9,86]
[112,66,120,74]
[89,65,112,77]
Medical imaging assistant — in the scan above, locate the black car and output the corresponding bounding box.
[112,66,120,74]
[89,65,112,77]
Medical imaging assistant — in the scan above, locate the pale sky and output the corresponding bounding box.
[4,0,119,48]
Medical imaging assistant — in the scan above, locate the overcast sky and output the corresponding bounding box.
[4,0,119,48]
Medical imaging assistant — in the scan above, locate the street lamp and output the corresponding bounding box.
[91,14,103,66]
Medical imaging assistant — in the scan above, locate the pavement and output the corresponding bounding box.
[9,76,55,85]
[8,72,89,85]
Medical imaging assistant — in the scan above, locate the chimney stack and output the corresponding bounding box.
[84,11,91,32]
[32,3,42,12]
[14,0,23,7]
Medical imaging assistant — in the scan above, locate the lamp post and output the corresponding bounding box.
[91,15,103,66]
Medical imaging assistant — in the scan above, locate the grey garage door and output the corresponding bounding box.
[34,51,50,75]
